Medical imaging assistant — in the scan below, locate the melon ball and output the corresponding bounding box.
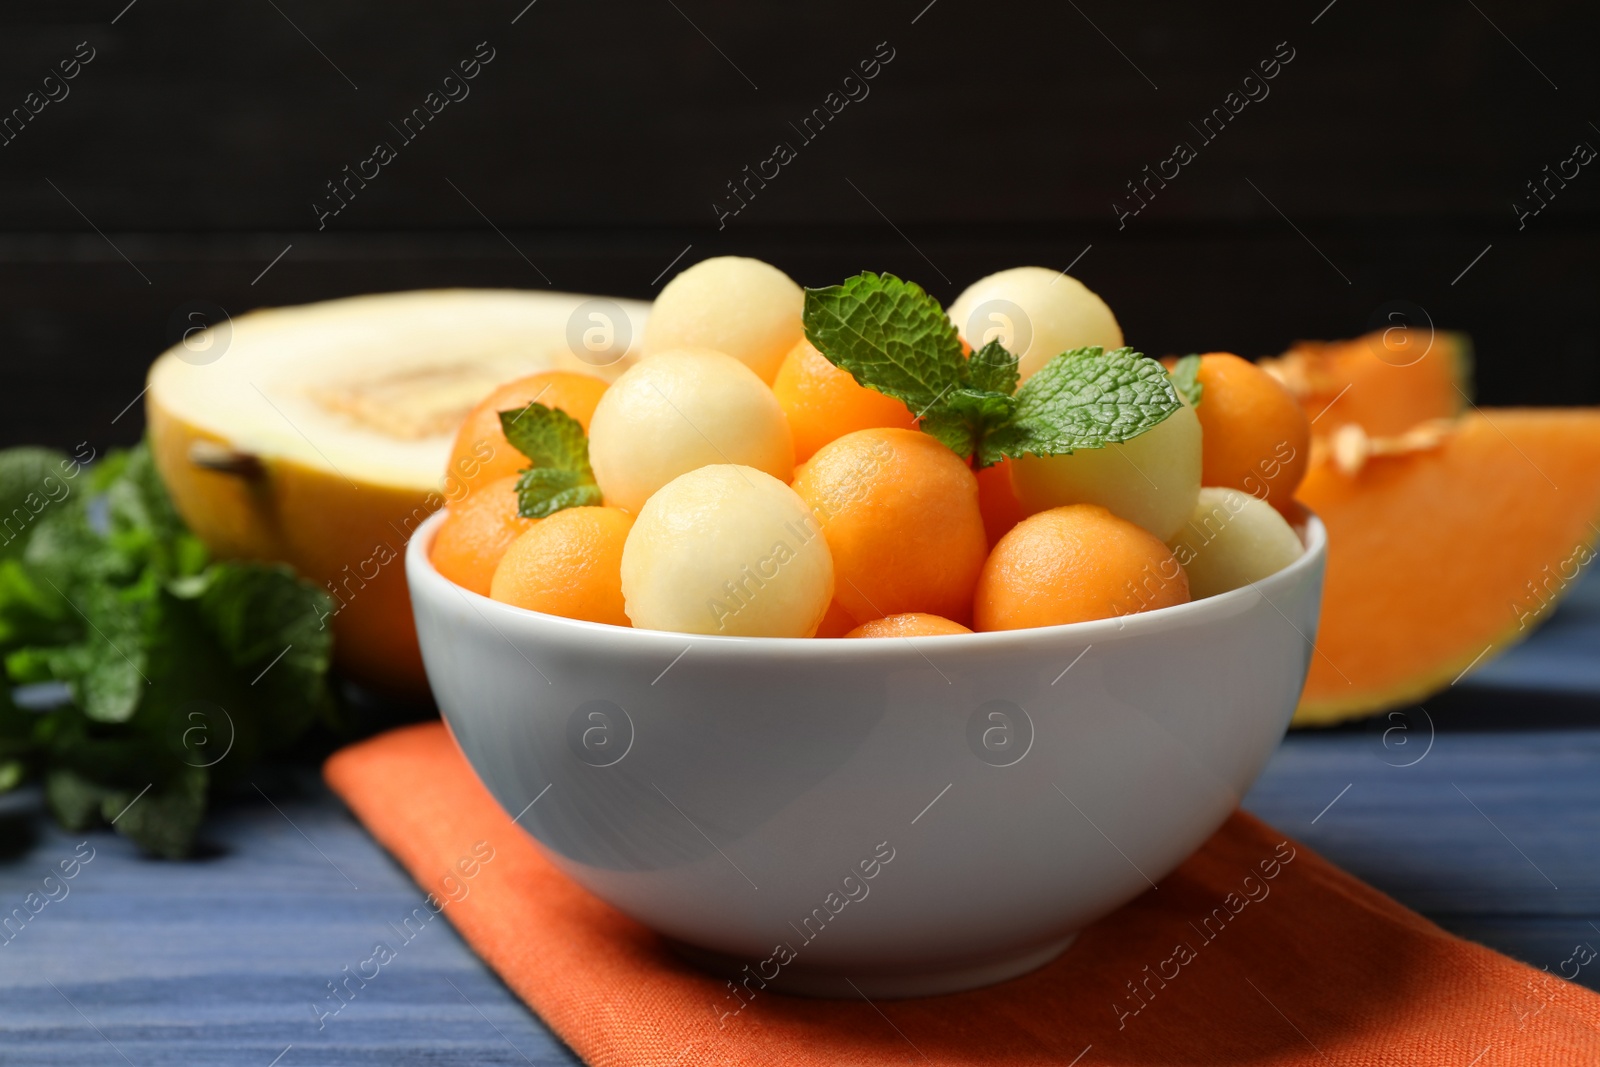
[588,348,795,514]
[947,266,1123,382]
[1169,488,1304,600]
[643,256,804,383]
[1010,400,1201,542]
[621,465,834,637]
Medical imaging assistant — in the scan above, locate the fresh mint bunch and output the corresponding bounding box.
[802,272,1184,467]
[0,443,336,858]
[498,404,603,518]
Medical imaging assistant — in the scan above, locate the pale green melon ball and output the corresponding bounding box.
[621,464,834,636]
[1169,487,1304,599]
[588,348,795,514]
[947,266,1123,382]
[1010,401,1201,542]
[643,256,803,383]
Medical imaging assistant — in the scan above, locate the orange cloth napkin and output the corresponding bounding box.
[325,723,1600,1066]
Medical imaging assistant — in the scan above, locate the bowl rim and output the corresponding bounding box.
[407,506,1326,654]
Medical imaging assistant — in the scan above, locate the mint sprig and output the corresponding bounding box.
[802,272,1183,467]
[918,339,1026,459]
[1168,354,1204,407]
[921,389,1016,465]
[497,404,603,518]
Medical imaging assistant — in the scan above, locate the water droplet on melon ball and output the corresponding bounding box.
[620,465,834,637]
[947,266,1123,382]
[643,256,803,384]
[587,348,795,514]
[1169,487,1304,600]
[1010,401,1202,542]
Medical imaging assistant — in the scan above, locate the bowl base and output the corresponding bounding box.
[670,933,1078,1000]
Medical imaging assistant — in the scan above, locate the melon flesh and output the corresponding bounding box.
[1262,329,1470,439]
[147,289,647,695]
[1294,409,1600,725]
[1170,488,1303,600]
[150,289,643,492]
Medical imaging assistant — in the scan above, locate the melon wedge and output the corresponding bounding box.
[1262,329,1472,438]
[1293,409,1600,725]
[147,289,646,695]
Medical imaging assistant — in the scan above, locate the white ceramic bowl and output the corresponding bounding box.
[407,510,1326,997]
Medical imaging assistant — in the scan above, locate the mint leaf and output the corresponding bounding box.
[921,389,1018,467]
[8,577,153,723]
[963,340,1020,396]
[0,559,70,647]
[516,468,603,518]
[803,273,965,414]
[46,767,115,831]
[985,347,1183,460]
[102,446,207,580]
[48,759,208,859]
[24,492,134,590]
[918,410,977,461]
[1169,354,1203,407]
[0,447,69,561]
[181,560,336,734]
[0,685,33,787]
[102,766,207,860]
[498,404,602,519]
[499,403,589,471]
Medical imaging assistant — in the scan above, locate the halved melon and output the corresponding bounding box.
[1293,409,1600,725]
[147,289,646,695]
[1262,329,1472,438]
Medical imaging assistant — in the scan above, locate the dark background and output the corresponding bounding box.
[2,0,1596,450]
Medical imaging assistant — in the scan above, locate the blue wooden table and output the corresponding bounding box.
[4,579,1598,1066]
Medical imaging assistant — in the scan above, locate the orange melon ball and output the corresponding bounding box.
[974,504,1189,631]
[977,459,1025,548]
[813,599,859,638]
[430,475,535,596]
[1193,353,1310,515]
[845,613,973,638]
[772,339,916,462]
[445,371,608,500]
[792,428,987,626]
[489,506,633,626]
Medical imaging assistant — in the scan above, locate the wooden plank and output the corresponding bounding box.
[1,718,1597,1063]
[0,778,583,1065]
